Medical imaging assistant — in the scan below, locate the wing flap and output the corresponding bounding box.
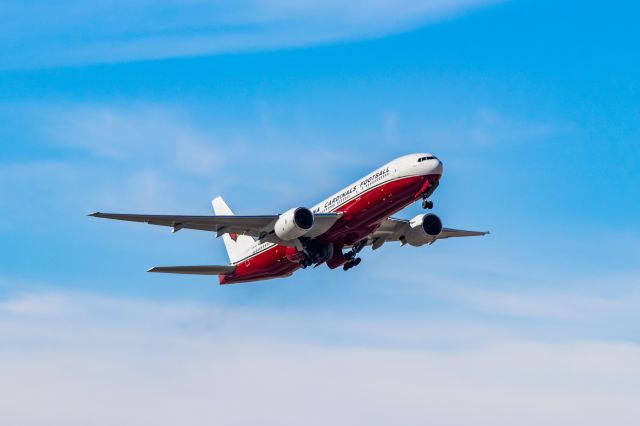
[147,265,236,275]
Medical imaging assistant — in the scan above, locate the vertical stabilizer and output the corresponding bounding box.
[212,196,255,264]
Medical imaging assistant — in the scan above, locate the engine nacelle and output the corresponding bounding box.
[405,214,443,247]
[274,207,314,241]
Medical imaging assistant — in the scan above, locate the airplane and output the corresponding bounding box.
[90,153,488,284]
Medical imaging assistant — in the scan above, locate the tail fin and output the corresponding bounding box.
[212,196,255,264]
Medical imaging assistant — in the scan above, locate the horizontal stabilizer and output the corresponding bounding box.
[147,265,236,275]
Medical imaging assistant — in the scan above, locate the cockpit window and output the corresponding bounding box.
[418,156,436,162]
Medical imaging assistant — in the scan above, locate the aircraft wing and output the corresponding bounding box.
[148,265,236,275]
[438,228,490,239]
[368,217,489,245]
[89,211,342,244]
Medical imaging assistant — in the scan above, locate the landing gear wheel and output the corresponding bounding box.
[422,199,433,209]
[343,257,362,271]
[299,256,313,269]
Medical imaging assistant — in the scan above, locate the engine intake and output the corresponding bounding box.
[274,207,314,241]
[405,213,443,246]
[422,213,443,236]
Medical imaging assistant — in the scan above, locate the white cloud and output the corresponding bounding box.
[0,290,639,426]
[0,0,503,69]
[42,104,224,173]
[419,107,573,147]
[0,293,69,316]
[1,102,372,217]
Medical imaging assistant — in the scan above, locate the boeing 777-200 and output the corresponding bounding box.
[90,153,488,284]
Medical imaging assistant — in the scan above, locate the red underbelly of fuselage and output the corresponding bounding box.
[219,174,438,284]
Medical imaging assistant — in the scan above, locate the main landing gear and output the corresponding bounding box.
[298,239,332,269]
[299,257,313,269]
[422,199,433,209]
[343,257,361,271]
[343,240,366,271]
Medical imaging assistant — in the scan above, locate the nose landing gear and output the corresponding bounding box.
[421,179,438,210]
[422,199,433,209]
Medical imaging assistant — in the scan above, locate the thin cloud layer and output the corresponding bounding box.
[0,102,376,216]
[1,290,639,426]
[1,0,501,68]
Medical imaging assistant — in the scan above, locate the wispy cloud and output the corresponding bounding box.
[0,290,639,426]
[0,0,503,69]
[0,292,69,316]
[0,102,371,229]
[418,107,573,147]
[42,104,225,177]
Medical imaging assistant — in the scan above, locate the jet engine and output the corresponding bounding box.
[274,207,314,241]
[404,213,443,247]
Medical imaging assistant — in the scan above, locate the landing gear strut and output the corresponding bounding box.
[298,239,332,269]
[421,179,439,210]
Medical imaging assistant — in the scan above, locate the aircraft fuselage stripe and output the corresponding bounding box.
[230,174,426,264]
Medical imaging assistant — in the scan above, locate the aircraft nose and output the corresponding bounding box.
[432,158,443,176]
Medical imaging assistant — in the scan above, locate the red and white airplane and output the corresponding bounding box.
[90,153,488,284]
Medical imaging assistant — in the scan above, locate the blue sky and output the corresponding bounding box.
[1,0,639,424]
